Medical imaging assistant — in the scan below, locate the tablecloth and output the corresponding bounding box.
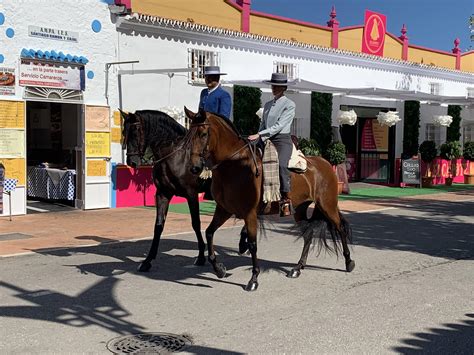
[27,166,76,201]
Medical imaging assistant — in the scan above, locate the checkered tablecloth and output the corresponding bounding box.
[3,178,18,193]
[27,167,76,201]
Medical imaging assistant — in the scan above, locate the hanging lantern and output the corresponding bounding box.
[337,109,357,126]
[376,111,401,127]
[432,115,453,127]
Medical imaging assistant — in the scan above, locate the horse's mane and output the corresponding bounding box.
[207,112,243,139]
[136,110,187,147]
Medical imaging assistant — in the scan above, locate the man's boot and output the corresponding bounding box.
[279,192,292,217]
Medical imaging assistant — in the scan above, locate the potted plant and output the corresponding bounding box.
[462,141,474,184]
[324,142,346,194]
[439,141,462,186]
[298,137,320,156]
[419,140,437,187]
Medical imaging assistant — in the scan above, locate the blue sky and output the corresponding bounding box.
[251,0,473,52]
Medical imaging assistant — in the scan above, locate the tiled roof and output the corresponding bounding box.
[21,48,89,64]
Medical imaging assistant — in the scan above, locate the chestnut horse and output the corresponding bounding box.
[121,110,208,271]
[184,107,354,292]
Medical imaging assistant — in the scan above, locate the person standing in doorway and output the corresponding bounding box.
[248,72,295,216]
[198,66,232,119]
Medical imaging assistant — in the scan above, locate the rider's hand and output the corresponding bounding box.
[248,134,260,141]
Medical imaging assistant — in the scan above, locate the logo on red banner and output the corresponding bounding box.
[362,10,386,56]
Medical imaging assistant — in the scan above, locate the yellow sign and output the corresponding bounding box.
[87,159,107,176]
[372,122,389,152]
[111,127,122,144]
[113,110,122,126]
[0,129,25,158]
[0,101,25,128]
[86,132,110,157]
[0,158,25,185]
[85,106,110,132]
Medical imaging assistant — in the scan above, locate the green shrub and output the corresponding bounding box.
[298,137,320,156]
[440,141,462,160]
[447,105,462,142]
[463,141,474,161]
[403,101,420,158]
[310,92,332,154]
[419,140,437,163]
[233,85,261,135]
[324,141,346,166]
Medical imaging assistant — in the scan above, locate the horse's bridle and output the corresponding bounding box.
[189,120,260,177]
[123,115,146,159]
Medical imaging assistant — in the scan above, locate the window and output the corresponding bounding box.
[273,61,298,81]
[467,87,474,98]
[425,123,442,147]
[463,124,474,144]
[188,49,220,85]
[429,82,442,95]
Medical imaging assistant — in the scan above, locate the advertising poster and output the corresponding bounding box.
[0,158,26,186]
[0,130,25,158]
[19,59,82,90]
[0,67,16,96]
[87,160,107,176]
[0,101,25,128]
[111,127,122,144]
[362,10,387,56]
[86,132,110,157]
[86,106,110,132]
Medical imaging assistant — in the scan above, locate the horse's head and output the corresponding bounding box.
[184,106,210,175]
[120,109,146,168]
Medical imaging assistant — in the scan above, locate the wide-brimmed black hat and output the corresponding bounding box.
[263,72,295,86]
[203,65,227,76]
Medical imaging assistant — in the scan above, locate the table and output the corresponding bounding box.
[27,166,76,201]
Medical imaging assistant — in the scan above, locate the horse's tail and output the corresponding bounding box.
[297,208,352,256]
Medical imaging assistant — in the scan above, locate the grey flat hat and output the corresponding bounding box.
[263,72,295,86]
[203,65,227,75]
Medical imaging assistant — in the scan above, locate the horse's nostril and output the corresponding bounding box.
[191,166,202,175]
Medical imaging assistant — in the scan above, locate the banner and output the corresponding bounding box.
[19,59,82,90]
[362,10,386,56]
[0,67,16,96]
[0,101,24,128]
[86,106,110,132]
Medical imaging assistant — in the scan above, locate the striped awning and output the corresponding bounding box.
[20,48,89,64]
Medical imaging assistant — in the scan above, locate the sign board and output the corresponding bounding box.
[0,67,16,96]
[111,127,122,143]
[0,158,25,186]
[401,157,421,185]
[86,132,110,157]
[19,59,82,90]
[85,106,110,132]
[362,10,386,56]
[0,129,25,158]
[87,159,107,176]
[0,101,24,128]
[28,25,79,42]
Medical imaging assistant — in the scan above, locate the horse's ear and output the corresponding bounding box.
[198,107,206,119]
[184,106,195,121]
[118,108,128,118]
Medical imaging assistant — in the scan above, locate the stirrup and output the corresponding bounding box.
[279,200,292,217]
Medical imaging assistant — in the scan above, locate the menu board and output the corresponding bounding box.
[85,105,110,132]
[361,119,388,152]
[401,158,420,185]
[0,129,25,158]
[0,100,25,128]
[87,159,107,176]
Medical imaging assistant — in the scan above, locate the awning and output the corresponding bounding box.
[223,78,473,106]
[21,48,89,64]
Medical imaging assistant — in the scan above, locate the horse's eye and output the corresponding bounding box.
[201,132,208,139]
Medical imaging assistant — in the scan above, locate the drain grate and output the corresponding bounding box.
[107,333,193,354]
[0,233,33,241]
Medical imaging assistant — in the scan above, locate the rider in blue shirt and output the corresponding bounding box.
[199,66,232,119]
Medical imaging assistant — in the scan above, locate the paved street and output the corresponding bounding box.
[1,192,473,354]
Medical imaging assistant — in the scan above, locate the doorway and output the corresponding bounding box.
[26,101,83,213]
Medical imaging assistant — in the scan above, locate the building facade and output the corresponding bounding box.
[0,0,473,216]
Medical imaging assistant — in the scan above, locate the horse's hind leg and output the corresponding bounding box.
[288,201,312,278]
[138,193,170,272]
[187,194,206,266]
[205,204,232,279]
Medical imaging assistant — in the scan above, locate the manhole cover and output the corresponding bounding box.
[107,333,193,354]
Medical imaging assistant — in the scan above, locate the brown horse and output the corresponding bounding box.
[184,107,354,292]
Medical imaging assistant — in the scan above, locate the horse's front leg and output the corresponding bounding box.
[205,204,231,278]
[244,214,260,291]
[138,193,170,272]
[187,193,206,266]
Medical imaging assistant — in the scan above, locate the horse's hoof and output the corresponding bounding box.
[137,261,152,272]
[346,260,355,273]
[245,281,259,292]
[194,256,206,266]
[238,241,249,255]
[215,263,227,278]
[287,268,301,278]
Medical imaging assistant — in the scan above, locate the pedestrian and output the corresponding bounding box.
[248,72,295,216]
[198,65,232,119]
